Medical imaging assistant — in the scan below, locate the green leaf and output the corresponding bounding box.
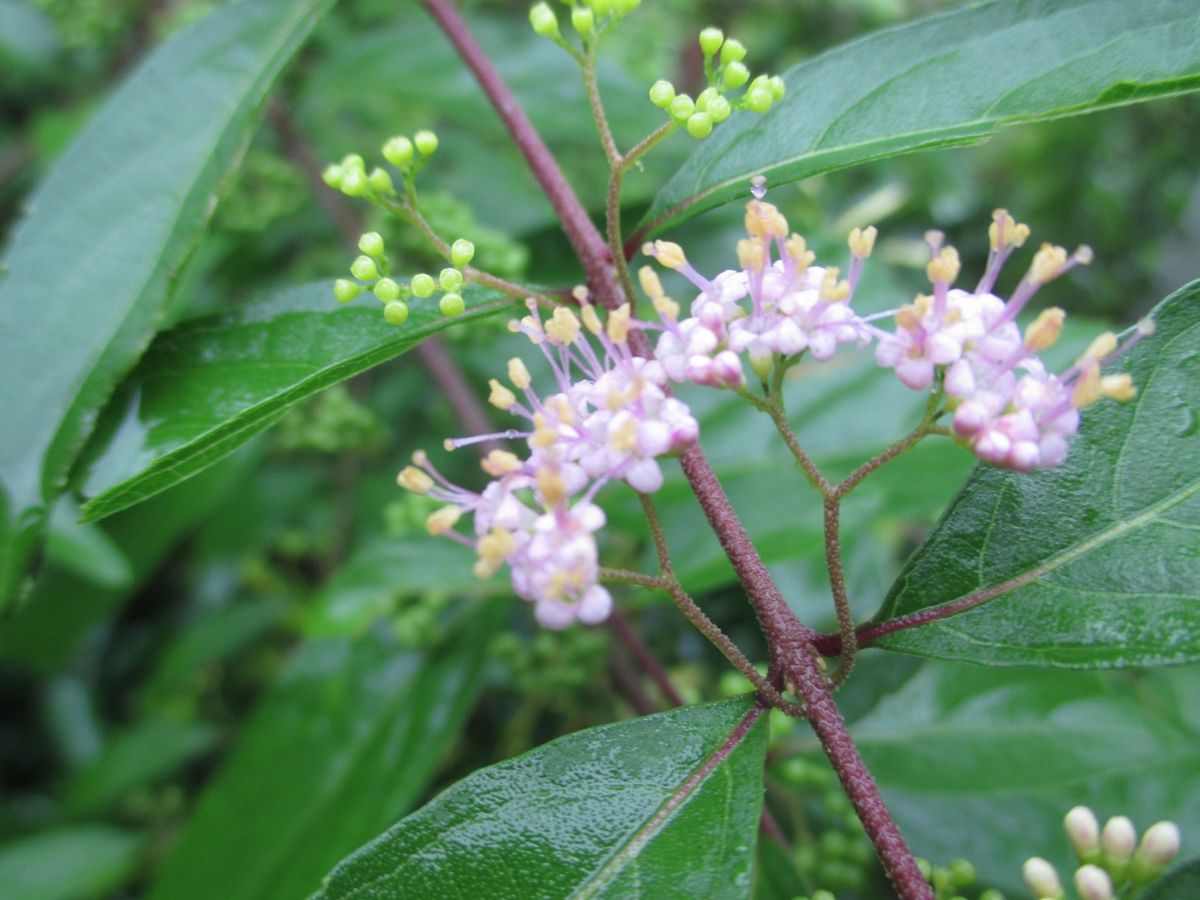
[637,0,1200,239]
[44,496,133,589]
[148,599,507,900]
[77,282,514,523]
[1146,859,1200,900]
[835,662,1200,896]
[314,697,767,900]
[0,825,143,900]
[0,0,332,605]
[873,283,1200,666]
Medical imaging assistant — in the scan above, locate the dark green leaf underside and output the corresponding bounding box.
[639,0,1200,239]
[873,282,1200,667]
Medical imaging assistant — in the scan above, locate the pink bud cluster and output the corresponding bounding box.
[398,297,698,629]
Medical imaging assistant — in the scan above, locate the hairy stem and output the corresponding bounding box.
[582,47,620,167]
[834,388,944,498]
[823,497,857,686]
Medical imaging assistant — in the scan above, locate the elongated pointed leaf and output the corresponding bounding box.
[0,0,332,605]
[872,283,1200,667]
[77,283,513,523]
[315,697,767,899]
[149,599,506,900]
[637,0,1200,240]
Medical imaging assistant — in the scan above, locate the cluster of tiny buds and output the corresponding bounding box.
[648,28,785,138]
[1023,807,1181,900]
[321,130,439,202]
[333,231,475,324]
[529,0,641,46]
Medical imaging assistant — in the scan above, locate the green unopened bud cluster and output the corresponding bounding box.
[529,0,642,51]
[911,855,987,900]
[648,28,785,139]
[333,231,475,325]
[322,130,440,204]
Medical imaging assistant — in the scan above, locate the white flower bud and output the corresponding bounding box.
[1102,816,1137,867]
[1074,864,1114,900]
[1137,821,1181,869]
[1065,806,1101,861]
[1022,856,1062,898]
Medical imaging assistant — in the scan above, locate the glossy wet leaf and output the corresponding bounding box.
[836,662,1200,896]
[77,283,514,523]
[874,283,1200,666]
[638,0,1200,239]
[315,697,767,899]
[0,825,143,900]
[148,599,505,900]
[0,0,332,605]
[44,496,132,589]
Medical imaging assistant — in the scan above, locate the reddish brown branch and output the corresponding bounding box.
[607,608,687,708]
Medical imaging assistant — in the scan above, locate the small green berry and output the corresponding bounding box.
[321,164,344,189]
[333,279,361,304]
[668,93,695,122]
[411,273,435,298]
[350,255,378,281]
[374,277,401,301]
[439,267,464,292]
[695,87,718,111]
[767,75,786,100]
[720,38,746,64]
[686,111,713,139]
[746,86,773,113]
[722,61,750,89]
[648,79,675,109]
[339,169,367,197]
[707,95,732,122]
[529,2,558,37]
[571,7,594,37]
[383,301,410,325]
[451,238,476,268]
[382,136,414,168]
[439,292,465,317]
[340,153,365,171]
[948,858,976,887]
[358,232,385,257]
[698,27,723,57]
[368,167,395,195]
[414,130,439,157]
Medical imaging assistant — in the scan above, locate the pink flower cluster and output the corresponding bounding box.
[398,298,698,629]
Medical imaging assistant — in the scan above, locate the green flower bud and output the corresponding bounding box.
[698,27,723,57]
[529,2,558,37]
[746,86,773,113]
[358,231,385,257]
[668,93,695,122]
[451,238,476,268]
[411,273,435,298]
[590,0,613,16]
[439,292,465,317]
[439,267,464,292]
[340,153,365,171]
[571,7,594,37]
[333,279,361,304]
[768,75,786,100]
[383,301,410,325]
[339,169,367,197]
[350,255,378,281]
[686,111,713,139]
[648,79,675,108]
[368,167,395,195]
[720,38,746,64]
[382,136,414,168]
[614,0,639,14]
[414,130,439,157]
[707,95,732,122]
[321,164,344,189]
[374,277,401,301]
[722,61,750,89]
[948,858,976,887]
[695,87,718,111]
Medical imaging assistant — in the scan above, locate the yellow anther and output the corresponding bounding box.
[1137,318,1156,337]
[536,466,567,506]
[651,240,687,269]
[515,313,545,344]
[580,303,603,335]
[530,413,557,449]
[653,294,680,321]
[609,416,639,453]
[926,246,961,286]
[481,449,522,477]
[737,238,765,271]
[1100,373,1137,402]
[488,378,516,410]
[988,210,1031,250]
[508,357,531,390]
[896,295,930,330]
[425,505,461,535]
[506,319,520,333]
[1080,331,1118,365]
[819,267,850,302]
[475,528,517,577]
[607,303,632,343]
[1030,243,1068,284]
[639,266,665,300]
[1024,307,1065,351]
[785,234,815,271]
[546,394,576,426]
[546,306,581,345]
[1074,245,1094,265]
[848,225,878,258]
[571,284,590,303]
[744,200,788,238]
[396,466,433,494]
[1072,363,1101,408]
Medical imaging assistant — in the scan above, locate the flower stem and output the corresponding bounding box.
[834,388,945,498]
[823,496,857,686]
